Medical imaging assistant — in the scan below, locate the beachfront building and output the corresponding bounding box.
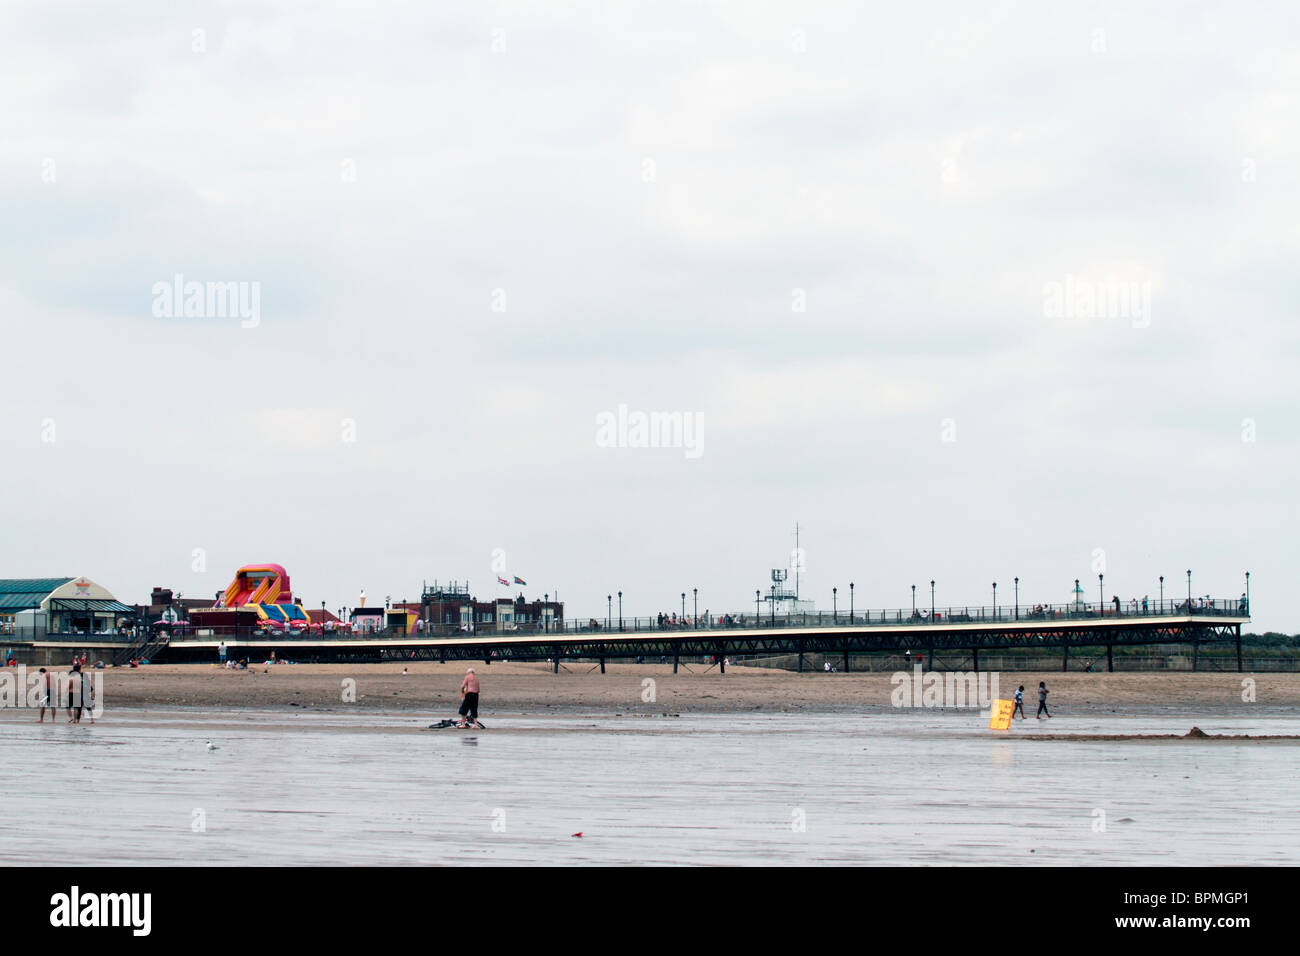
[0,577,135,638]
[419,580,563,632]
[136,587,214,628]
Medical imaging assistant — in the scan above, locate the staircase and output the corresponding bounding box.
[112,633,171,666]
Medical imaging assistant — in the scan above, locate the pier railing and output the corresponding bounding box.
[412,596,1242,637]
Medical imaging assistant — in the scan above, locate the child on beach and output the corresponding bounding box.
[1036,681,1051,719]
[1013,686,1025,719]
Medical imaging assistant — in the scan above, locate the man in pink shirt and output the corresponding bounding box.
[458,668,483,728]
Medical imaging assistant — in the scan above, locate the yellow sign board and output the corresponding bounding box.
[989,699,1014,730]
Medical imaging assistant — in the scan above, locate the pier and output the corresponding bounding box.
[147,599,1251,672]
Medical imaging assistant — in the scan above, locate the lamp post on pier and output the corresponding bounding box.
[544,594,549,633]
[1014,577,1019,621]
[1159,575,1164,611]
[755,590,760,623]
[1099,573,1104,615]
[617,591,623,632]
[606,594,611,630]
[992,582,997,620]
[1245,571,1250,613]
[833,587,838,623]
[681,592,685,621]
[849,582,854,623]
[693,588,698,628]
[930,580,935,619]
[1187,570,1192,609]
[911,585,916,617]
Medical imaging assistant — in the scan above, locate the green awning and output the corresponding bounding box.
[47,598,135,614]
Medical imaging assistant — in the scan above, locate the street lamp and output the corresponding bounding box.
[681,592,686,621]
[992,582,997,619]
[617,591,623,631]
[1014,577,1019,621]
[911,584,916,616]
[770,584,776,624]
[755,590,760,623]
[1159,575,1164,610]
[693,588,698,628]
[1187,569,1192,609]
[544,593,549,633]
[1099,573,1104,615]
[1245,571,1250,613]
[607,594,611,630]
[849,582,854,622]
[930,580,935,619]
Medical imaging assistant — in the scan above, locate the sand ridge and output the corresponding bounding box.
[30,662,1300,716]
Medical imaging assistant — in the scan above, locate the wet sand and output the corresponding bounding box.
[71,662,1300,717]
[2,708,1297,865]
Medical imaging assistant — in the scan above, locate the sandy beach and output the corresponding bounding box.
[36,662,1300,717]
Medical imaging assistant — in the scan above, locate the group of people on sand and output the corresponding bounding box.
[36,664,96,724]
[1012,682,1051,719]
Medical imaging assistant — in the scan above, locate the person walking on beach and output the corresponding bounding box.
[458,667,483,728]
[1013,685,1026,719]
[219,641,227,665]
[37,668,54,722]
[66,665,84,723]
[1036,681,1051,719]
[82,669,96,724]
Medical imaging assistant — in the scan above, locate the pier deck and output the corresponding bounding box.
[153,608,1250,673]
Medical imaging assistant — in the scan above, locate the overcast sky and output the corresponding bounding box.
[2,2,1296,632]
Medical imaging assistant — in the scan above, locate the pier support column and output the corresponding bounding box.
[719,650,726,674]
[926,639,934,672]
[1062,645,1069,672]
[553,648,559,674]
[1236,625,1243,673]
[600,656,606,674]
[843,640,850,674]
[673,643,679,674]
[1106,643,1113,672]
[972,645,979,673]
[797,639,804,673]
[1192,638,1199,672]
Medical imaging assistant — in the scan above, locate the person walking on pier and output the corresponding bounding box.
[1036,681,1051,719]
[1013,686,1026,719]
[458,667,483,729]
